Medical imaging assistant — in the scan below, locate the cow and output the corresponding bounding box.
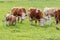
[44,7,60,29]
[11,7,27,23]
[43,7,56,25]
[5,13,16,26]
[54,9,60,30]
[28,7,45,26]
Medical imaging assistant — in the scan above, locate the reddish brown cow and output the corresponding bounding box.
[28,8,45,26]
[5,13,16,26]
[11,7,27,23]
[54,9,60,30]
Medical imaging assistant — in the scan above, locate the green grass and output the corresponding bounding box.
[0,0,60,40]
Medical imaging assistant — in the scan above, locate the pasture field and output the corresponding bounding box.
[0,0,60,40]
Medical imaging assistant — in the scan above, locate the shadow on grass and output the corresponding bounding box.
[11,29,21,33]
[29,22,56,30]
[3,24,21,33]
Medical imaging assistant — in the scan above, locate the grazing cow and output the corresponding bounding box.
[11,7,27,23]
[44,7,56,24]
[5,13,16,26]
[54,9,60,30]
[28,8,45,26]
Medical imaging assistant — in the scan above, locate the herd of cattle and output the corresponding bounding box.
[5,7,60,30]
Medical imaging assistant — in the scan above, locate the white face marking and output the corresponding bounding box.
[21,13,26,19]
[45,15,51,23]
[16,17,18,21]
[36,9,38,13]
[6,14,10,17]
[40,18,45,26]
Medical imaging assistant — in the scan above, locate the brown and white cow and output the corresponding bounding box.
[5,13,16,26]
[11,7,27,23]
[54,9,60,30]
[44,7,60,29]
[43,7,56,24]
[28,8,45,26]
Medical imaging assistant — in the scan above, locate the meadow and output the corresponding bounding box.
[0,0,60,40]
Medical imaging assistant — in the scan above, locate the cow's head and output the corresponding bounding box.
[45,15,51,25]
[21,12,27,20]
[5,13,10,26]
[39,15,51,26]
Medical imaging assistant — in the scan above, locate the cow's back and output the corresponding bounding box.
[11,7,26,17]
[11,8,18,16]
[29,8,43,20]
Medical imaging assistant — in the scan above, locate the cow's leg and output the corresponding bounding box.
[35,20,37,25]
[14,21,16,25]
[20,13,26,23]
[11,21,13,26]
[9,21,11,26]
[5,18,9,26]
[20,18,23,23]
[18,16,20,23]
[55,21,59,30]
[39,18,45,26]
[45,15,51,25]
[14,20,16,25]
[29,18,33,25]
[5,21,9,26]
[12,22,16,26]
[11,21,15,26]
[20,16,24,23]
[30,20,33,25]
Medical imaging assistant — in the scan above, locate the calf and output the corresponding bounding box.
[5,13,16,26]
